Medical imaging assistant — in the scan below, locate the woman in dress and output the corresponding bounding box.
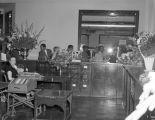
[51,46,60,60]
[93,45,106,62]
[5,56,23,81]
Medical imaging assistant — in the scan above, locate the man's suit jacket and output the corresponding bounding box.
[38,49,52,61]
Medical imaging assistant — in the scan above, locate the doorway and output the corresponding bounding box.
[78,10,139,50]
[0,3,15,35]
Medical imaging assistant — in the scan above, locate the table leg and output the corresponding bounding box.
[0,101,2,119]
[62,82,66,90]
[63,102,66,120]
[1,93,10,120]
[7,93,10,114]
[11,94,16,117]
[34,103,37,120]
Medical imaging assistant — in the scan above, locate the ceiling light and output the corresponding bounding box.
[81,24,135,28]
[109,12,117,16]
[107,48,113,53]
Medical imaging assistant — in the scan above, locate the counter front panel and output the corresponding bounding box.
[1,60,143,99]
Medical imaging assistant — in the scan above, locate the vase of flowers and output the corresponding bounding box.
[117,44,143,66]
[11,22,44,60]
[125,33,155,120]
[132,32,155,85]
[143,57,155,72]
[20,48,29,60]
[136,32,155,71]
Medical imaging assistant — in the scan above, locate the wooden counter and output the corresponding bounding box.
[91,63,124,98]
[5,60,144,99]
[122,65,153,119]
[17,61,155,119]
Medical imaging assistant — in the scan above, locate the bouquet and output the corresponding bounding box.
[136,32,155,57]
[11,22,44,50]
[125,33,155,120]
[134,32,155,71]
[117,46,143,66]
[52,49,70,66]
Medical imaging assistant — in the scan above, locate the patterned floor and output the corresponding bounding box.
[0,97,126,120]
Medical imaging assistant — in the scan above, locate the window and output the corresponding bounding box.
[78,10,139,49]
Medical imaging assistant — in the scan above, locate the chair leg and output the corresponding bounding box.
[34,106,41,120]
[34,108,37,120]
[43,104,46,112]
[64,105,66,120]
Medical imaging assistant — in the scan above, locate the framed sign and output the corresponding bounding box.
[119,40,126,45]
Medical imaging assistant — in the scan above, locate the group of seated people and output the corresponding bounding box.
[38,43,91,62]
[92,45,117,63]
[38,43,118,63]
[0,32,118,63]
[0,41,120,83]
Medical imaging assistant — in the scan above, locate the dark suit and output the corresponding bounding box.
[38,49,52,61]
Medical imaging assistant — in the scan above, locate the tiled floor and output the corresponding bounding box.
[72,97,125,120]
[0,97,126,120]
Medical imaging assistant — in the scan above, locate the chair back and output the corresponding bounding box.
[1,70,8,82]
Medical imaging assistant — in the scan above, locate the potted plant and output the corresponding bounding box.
[125,32,155,120]
[11,22,44,60]
[136,32,155,71]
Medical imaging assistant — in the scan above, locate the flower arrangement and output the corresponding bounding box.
[136,32,155,57]
[117,46,143,66]
[50,49,70,66]
[133,32,155,71]
[11,22,44,50]
[125,32,155,120]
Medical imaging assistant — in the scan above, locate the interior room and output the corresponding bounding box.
[0,0,155,120]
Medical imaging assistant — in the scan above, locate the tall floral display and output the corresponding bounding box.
[11,22,44,60]
[136,32,155,71]
[125,32,155,120]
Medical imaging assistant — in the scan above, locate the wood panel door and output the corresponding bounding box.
[92,63,123,98]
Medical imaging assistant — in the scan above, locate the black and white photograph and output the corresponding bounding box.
[0,0,155,120]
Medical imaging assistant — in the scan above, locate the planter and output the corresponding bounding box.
[143,57,155,72]
[139,57,155,86]
[20,48,29,60]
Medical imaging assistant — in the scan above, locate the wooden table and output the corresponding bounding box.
[34,89,72,120]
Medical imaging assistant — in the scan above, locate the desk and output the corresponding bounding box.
[34,89,72,120]
[37,74,72,90]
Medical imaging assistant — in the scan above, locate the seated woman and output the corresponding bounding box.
[109,48,117,63]
[38,43,52,61]
[51,46,60,60]
[67,45,74,53]
[93,45,106,62]
[81,45,89,62]
[5,56,23,81]
[65,45,74,62]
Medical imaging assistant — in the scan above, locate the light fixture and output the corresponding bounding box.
[83,84,87,88]
[9,14,12,18]
[107,48,113,53]
[72,84,76,87]
[109,12,117,16]
[81,24,136,28]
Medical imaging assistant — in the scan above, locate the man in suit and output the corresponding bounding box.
[38,43,52,61]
